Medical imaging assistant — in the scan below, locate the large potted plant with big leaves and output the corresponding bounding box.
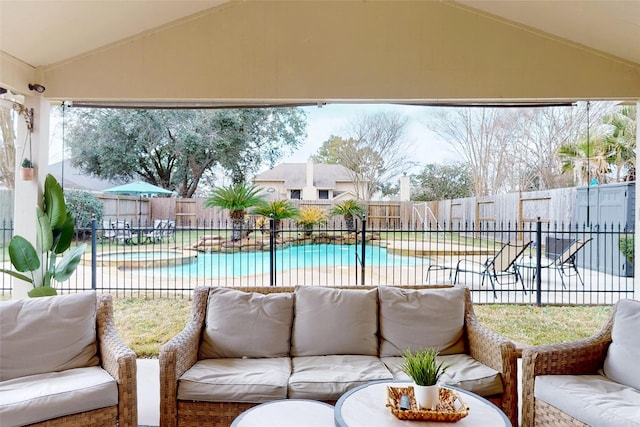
[1,174,86,297]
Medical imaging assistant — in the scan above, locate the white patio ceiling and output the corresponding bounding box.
[1,0,639,103]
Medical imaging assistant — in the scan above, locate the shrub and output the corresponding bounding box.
[65,189,104,229]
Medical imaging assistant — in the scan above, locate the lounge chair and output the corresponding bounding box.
[518,237,592,288]
[144,220,176,243]
[113,221,138,245]
[453,240,532,298]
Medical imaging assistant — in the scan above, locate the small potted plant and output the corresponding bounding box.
[401,347,450,410]
[21,158,35,181]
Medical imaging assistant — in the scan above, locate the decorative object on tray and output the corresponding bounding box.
[387,385,469,422]
[401,347,452,410]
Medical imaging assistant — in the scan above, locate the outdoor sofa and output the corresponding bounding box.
[159,284,518,427]
[0,291,137,427]
[522,298,640,427]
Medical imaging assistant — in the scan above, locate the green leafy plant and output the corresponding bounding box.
[21,158,34,168]
[619,234,634,264]
[0,174,86,297]
[205,183,265,241]
[65,189,104,229]
[253,199,300,235]
[330,199,366,233]
[401,348,451,386]
[297,206,328,236]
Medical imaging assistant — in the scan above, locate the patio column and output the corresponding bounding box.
[635,100,639,301]
[12,95,50,299]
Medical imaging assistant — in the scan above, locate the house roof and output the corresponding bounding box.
[48,161,123,191]
[254,163,355,190]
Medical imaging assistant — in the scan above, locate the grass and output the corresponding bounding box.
[113,298,612,358]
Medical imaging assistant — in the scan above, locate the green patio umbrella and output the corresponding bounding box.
[104,181,172,225]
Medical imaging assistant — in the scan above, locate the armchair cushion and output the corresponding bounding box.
[535,374,640,427]
[178,357,290,403]
[199,287,294,358]
[603,299,640,391]
[378,286,466,357]
[291,287,378,356]
[0,291,99,381]
[0,366,118,426]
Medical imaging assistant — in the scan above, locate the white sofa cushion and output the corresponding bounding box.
[378,286,466,357]
[178,358,291,403]
[288,355,393,400]
[0,366,118,427]
[603,299,640,391]
[199,288,294,358]
[381,354,504,397]
[535,374,640,427]
[291,287,378,357]
[0,291,99,382]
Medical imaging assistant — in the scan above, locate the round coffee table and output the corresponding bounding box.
[231,399,334,427]
[334,381,510,426]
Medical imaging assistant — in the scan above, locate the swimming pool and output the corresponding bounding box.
[93,251,197,269]
[146,244,422,278]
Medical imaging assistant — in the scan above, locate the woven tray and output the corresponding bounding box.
[386,385,469,422]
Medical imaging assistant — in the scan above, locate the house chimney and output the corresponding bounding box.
[400,175,410,201]
[306,159,314,188]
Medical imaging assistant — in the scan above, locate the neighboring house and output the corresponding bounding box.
[48,161,122,191]
[253,160,364,201]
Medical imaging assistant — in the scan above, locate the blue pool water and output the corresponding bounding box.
[148,244,420,278]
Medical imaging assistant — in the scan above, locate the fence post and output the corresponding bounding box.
[91,216,97,290]
[269,216,275,287]
[360,216,366,286]
[535,217,542,307]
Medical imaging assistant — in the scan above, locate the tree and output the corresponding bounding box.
[65,107,306,197]
[411,163,473,201]
[311,112,414,200]
[0,106,16,189]
[205,183,265,241]
[252,199,300,235]
[557,105,636,185]
[331,199,366,233]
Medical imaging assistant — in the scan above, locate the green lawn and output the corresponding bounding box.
[114,298,612,358]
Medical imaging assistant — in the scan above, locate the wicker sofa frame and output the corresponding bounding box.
[24,294,138,427]
[521,308,615,427]
[159,285,518,427]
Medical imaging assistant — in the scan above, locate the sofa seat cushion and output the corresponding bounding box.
[0,291,99,381]
[535,374,640,427]
[378,286,466,357]
[292,287,378,357]
[0,366,118,427]
[178,358,291,403]
[199,288,294,359]
[382,354,504,397]
[289,355,393,400]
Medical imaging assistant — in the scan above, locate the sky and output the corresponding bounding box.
[49,103,458,177]
[282,103,456,174]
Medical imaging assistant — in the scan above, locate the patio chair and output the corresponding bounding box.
[100,220,117,243]
[453,240,532,298]
[144,220,176,243]
[544,237,592,288]
[113,221,138,245]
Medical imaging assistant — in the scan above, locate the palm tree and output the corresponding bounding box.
[601,106,636,181]
[253,199,300,236]
[205,183,264,241]
[331,199,366,233]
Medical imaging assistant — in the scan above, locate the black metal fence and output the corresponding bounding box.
[0,217,634,305]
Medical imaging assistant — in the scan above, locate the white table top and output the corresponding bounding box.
[231,399,334,427]
[335,381,511,427]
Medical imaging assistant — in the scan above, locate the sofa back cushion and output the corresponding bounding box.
[291,287,378,356]
[199,287,294,358]
[378,286,466,357]
[0,291,99,382]
[603,299,640,390]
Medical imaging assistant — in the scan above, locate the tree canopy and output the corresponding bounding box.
[411,163,473,201]
[65,107,306,197]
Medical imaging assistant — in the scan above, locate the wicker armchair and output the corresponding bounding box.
[521,309,614,427]
[160,285,518,427]
[27,294,138,427]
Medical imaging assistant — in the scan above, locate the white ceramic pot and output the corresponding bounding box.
[414,384,439,410]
